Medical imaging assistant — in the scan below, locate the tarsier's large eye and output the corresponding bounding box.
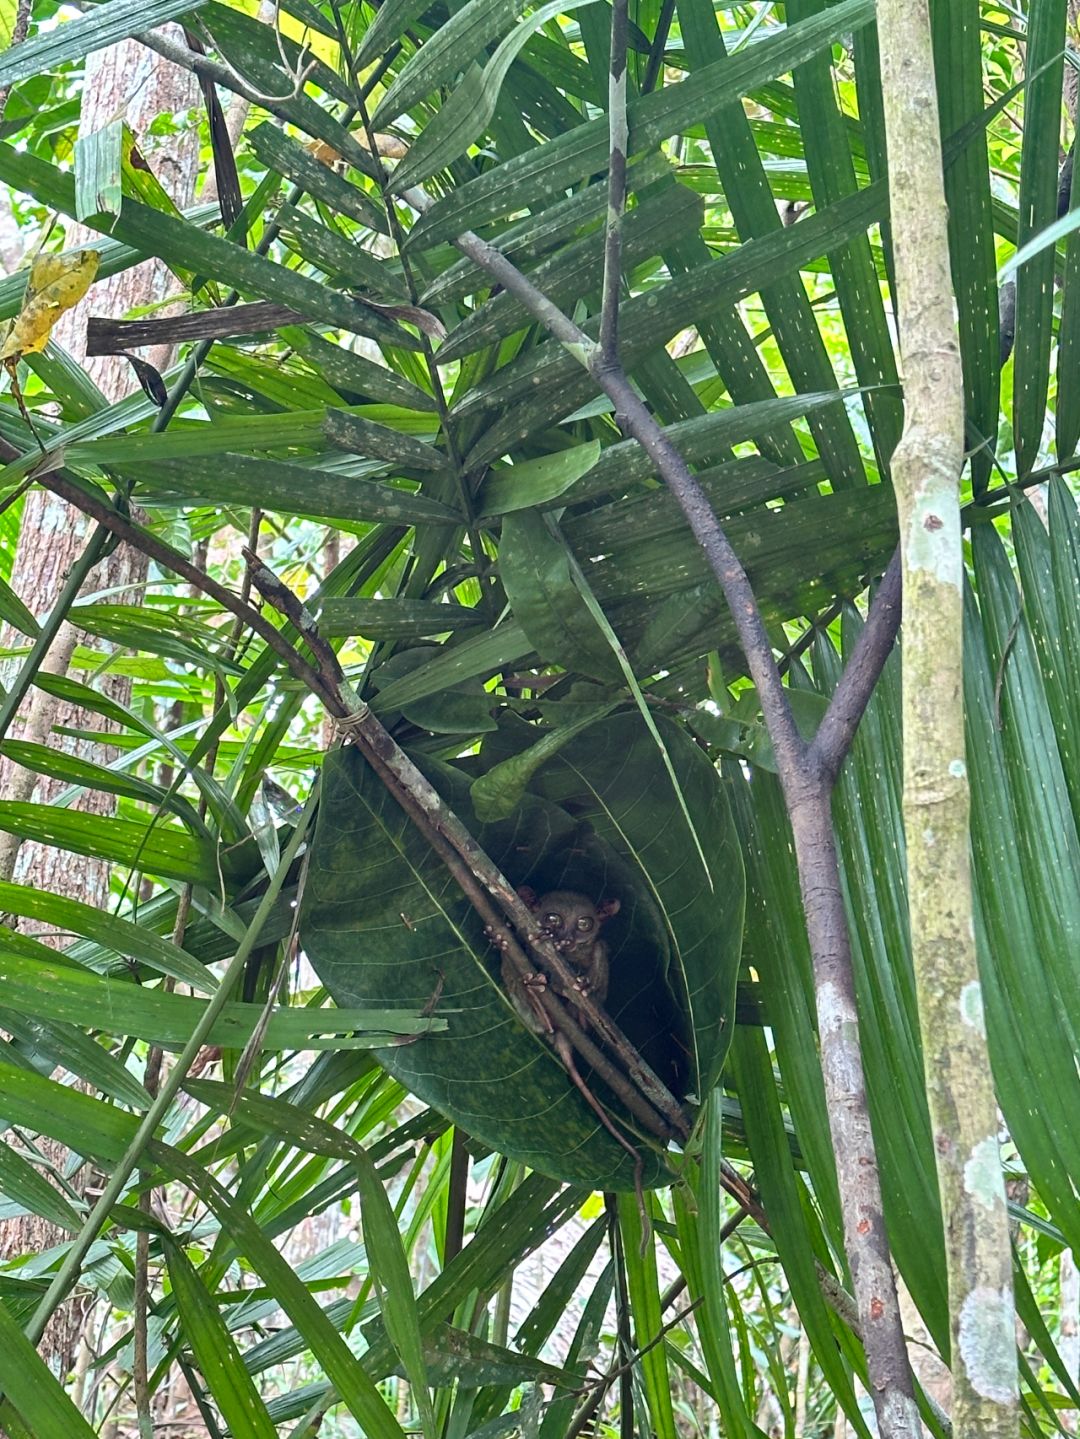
[544,913,562,928]
[576,917,594,932]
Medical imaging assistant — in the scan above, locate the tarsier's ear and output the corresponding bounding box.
[517,885,539,909]
[596,897,620,921]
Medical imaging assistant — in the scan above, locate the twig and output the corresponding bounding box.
[138,25,319,108]
[566,1296,704,1439]
[808,547,902,785]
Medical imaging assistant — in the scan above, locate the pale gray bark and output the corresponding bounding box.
[878,2,1019,1434]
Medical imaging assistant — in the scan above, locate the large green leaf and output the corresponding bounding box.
[476,441,601,517]
[165,1244,279,1439]
[676,0,866,490]
[0,804,253,885]
[388,0,597,194]
[929,2,999,495]
[437,179,704,363]
[500,508,623,682]
[301,745,676,1191]
[418,152,671,306]
[1011,0,1067,476]
[157,1144,412,1439]
[123,453,460,525]
[287,328,438,412]
[0,1137,81,1231]
[457,183,885,466]
[276,204,410,299]
[784,0,899,476]
[563,481,898,683]
[0,879,217,991]
[515,710,743,1095]
[0,1301,99,1439]
[0,945,442,1048]
[246,122,388,232]
[318,597,487,640]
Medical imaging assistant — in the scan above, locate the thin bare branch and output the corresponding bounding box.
[600,0,630,364]
[136,29,376,178]
[808,547,902,784]
[138,24,317,106]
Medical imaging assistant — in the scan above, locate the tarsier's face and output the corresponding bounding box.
[534,891,602,957]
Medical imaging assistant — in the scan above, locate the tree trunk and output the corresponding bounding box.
[0,33,199,1378]
[878,3,1018,1433]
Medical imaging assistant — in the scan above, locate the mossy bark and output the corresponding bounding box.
[877,3,1019,1434]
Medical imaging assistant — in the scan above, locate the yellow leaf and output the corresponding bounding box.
[0,0,17,49]
[0,249,100,361]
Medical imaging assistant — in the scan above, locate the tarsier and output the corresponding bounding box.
[496,886,646,1205]
[499,887,620,1033]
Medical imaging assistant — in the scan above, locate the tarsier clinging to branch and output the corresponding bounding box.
[500,887,621,1033]
[496,885,648,1203]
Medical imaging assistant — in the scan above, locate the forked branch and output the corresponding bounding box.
[391,10,919,1430]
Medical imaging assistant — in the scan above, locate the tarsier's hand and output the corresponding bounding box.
[484,921,511,952]
[500,953,549,1034]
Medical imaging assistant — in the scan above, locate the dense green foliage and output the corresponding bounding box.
[0,0,1077,1434]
